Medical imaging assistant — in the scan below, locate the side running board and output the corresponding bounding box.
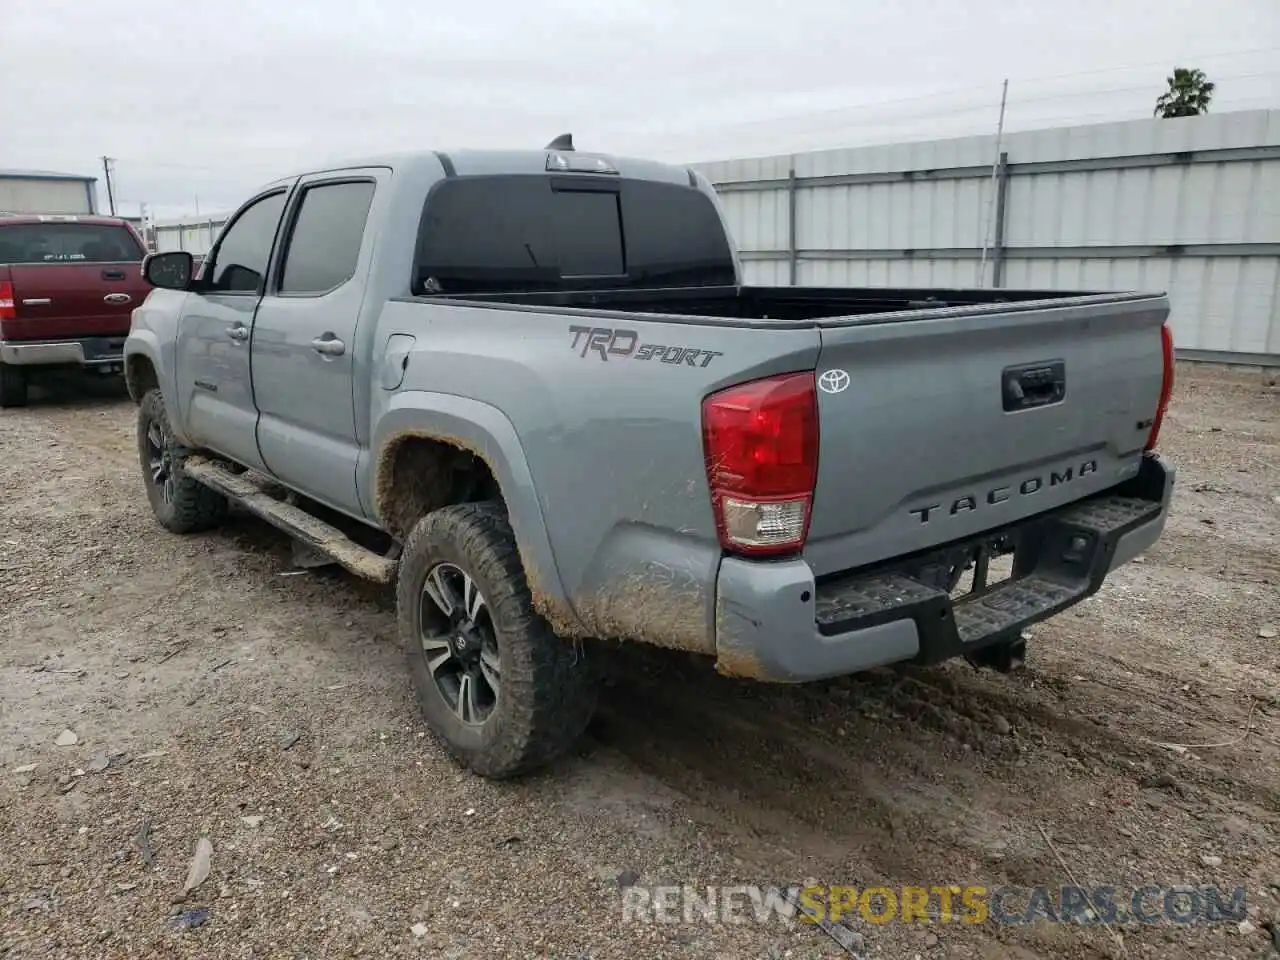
[182,457,397,584]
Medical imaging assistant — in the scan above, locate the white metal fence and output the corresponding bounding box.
[152,217,227,256]
[692,108,1280,364]
[146,109,1279,363]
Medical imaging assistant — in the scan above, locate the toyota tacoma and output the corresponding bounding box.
[124,138,1176,778]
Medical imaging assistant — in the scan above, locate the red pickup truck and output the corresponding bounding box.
[0,214,152,407]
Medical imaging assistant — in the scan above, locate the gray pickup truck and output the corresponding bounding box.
[125,137,1176,778]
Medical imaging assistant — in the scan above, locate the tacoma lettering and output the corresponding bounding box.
[908,459,1099,524]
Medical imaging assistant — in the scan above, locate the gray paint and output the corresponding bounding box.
[1107,459,1176,571]
[126,146,1174,680]
[716,555,921,682]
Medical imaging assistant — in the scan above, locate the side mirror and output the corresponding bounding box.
[143,251,194,291]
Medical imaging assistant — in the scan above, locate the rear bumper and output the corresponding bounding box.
[0,336,126,368]
[713,453,1175,682]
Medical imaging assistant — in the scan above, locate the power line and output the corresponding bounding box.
[652,50,1280,137]
[665,69,1280,138]
[695,96,1280,160]
[994,45,1280,87]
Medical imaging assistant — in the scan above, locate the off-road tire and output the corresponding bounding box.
[398,501,598,778]
[0,363,28,409]
[137,388,228,533]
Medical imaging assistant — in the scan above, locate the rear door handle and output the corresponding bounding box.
[226,324,249,342]
[310,334,346,357]
[101,268,126,281]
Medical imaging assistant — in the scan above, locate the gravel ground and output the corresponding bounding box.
[1,364,1278,960]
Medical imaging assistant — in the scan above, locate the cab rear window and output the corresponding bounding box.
[0,223,144,264]
[413,175,736,295]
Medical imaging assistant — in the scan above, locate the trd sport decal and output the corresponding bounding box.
[568,325,723,368]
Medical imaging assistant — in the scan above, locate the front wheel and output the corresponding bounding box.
[136,388,228,533]
[398,501,597,778]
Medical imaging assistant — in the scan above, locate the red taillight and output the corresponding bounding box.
[0,281,14,321]
[1146,323,1175,451]
[702,371,819,557]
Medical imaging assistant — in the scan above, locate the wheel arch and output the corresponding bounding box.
[125,352,159,404]
[369,392,586,637]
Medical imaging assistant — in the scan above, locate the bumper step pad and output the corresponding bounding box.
[952,573,1079,644]
[814,493,1162,662]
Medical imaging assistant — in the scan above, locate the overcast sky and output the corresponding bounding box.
[2,0,1276,218]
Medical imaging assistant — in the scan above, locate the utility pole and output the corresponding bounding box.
[139,201,153,251]
[101,156,117,215]
[977,79,1008,288]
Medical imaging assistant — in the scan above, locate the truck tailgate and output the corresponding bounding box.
[1,263,149,340]
[804,293,1170,577]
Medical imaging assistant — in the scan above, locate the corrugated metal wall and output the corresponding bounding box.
[694,109,1280,363]
[153,218,227,255]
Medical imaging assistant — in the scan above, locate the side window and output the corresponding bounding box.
[279,181,376,295]
[207,191,287,294]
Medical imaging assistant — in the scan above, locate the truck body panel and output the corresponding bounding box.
[804,292,1169,575]
[125,147,1176,683]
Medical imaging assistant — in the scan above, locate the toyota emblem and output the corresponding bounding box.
[817,369,850,394]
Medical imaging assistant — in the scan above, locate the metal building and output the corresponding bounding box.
[692,109,1280,365]
[0,169,97,215]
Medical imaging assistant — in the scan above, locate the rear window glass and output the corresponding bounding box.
[0,223,143,264]
[414,175,735,295]
[552,190,623,277]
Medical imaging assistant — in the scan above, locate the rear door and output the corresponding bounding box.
[250,172,381,517]
[0,220,149,340]
[803,294,1170,576]
[175,188,290,471]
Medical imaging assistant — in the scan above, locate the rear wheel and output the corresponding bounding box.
[398,501,597,778]
[0,363,28,409]
[136,388,228,533]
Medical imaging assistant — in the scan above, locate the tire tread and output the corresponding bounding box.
[137,389,228,533]
[398,501,596,778]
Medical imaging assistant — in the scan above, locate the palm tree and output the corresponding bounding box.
[1154,68,1215,118]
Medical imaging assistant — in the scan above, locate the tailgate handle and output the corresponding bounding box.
[1003,360,1065,412]
[101,268,126,280]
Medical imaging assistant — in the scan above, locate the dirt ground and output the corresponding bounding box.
[1,363,1278,960]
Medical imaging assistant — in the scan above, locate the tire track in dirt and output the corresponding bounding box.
[5,367,1279,959]
[589,639,1279,957]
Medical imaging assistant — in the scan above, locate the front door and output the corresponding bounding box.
[249,173,381,518]
[175,188,290,470]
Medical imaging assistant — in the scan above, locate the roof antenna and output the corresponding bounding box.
[545,133,574,152]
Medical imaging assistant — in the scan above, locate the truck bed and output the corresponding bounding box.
[403,281,1169,584]
[423,283,1125,325]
